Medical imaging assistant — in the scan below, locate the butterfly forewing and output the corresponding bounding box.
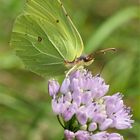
[11,0,84,77]
[25,0,84,61]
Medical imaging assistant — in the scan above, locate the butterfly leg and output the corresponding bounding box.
[65,65,84,77]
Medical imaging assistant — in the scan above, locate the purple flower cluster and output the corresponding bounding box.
[48,68,133,140]
[64,130,123,140]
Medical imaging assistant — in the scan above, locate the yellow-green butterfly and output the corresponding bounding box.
[10,0,115,77]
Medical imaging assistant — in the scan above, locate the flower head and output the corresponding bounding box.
[48,68,133,140]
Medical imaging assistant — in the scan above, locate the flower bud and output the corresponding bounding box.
[64,130,75,140]
[80,125,87,131]
[48,79,60,97]
[99,118,113,130]
[75,130,90,140]
[88,122,97,132]
[60,78,70,94]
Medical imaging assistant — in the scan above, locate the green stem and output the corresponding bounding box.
[57,115,66,129]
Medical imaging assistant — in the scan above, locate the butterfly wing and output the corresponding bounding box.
[10,0,84,77]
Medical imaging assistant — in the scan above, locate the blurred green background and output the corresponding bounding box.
[0,0,140,140]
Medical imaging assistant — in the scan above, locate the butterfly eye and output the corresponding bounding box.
[85,54,94,62]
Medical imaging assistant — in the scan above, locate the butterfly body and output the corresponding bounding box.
[65,55,94,68]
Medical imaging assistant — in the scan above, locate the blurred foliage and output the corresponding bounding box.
[0,0,140,140]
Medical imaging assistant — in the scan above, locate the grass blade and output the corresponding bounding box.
[85,6,140,54]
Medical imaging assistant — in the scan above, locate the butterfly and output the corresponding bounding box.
[10,0,115,77]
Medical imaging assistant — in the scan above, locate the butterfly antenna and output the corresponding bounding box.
[88,48,116,59]
[95,48,116,55]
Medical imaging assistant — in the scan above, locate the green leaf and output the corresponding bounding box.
[0,92,32,115]
[85,6,140,54]
[0,84,37,116]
